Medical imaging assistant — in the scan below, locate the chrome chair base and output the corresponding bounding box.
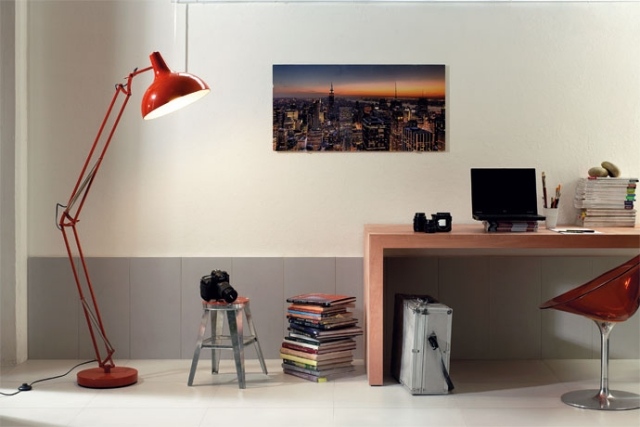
[561,389,640,411]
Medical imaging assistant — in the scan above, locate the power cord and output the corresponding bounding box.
[0,359,96,397]
[55,203,67,230]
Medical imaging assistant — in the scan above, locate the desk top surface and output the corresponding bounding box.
[364,224,640,249]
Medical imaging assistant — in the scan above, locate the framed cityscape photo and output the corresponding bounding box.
[273,64,445,152]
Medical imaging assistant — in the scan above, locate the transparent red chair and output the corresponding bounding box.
[540,255,640,410]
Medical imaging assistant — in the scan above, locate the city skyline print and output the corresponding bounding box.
[273,64,446,152]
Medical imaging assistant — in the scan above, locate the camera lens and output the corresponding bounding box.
[217,282,238,303]
[413,212,426,232]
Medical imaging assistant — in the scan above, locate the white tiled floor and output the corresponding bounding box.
[1,359,639,427]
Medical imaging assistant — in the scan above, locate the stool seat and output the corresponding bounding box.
[203,296,250,307]
[188,296,267,389]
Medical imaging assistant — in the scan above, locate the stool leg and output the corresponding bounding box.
[210,310,224,374]
[227,308,246,389]
[188,309,209,386]
[244,301,268,375]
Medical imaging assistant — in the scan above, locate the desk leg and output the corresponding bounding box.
[365,238,384,386]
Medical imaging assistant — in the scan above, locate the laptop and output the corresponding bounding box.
[471,168,546,221]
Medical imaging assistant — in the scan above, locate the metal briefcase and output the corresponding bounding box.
[398,299,454,395]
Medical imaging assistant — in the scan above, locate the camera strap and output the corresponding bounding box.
[428,333,454,392]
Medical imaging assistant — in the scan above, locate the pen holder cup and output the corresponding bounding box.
[544,208,559,229]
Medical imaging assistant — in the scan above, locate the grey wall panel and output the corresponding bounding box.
[283,257,336,335]
[609,316,640,359]
[26,255,639,361]
[336,257,364,359]
[27,257,79,359]
[130,258,182,359]
[78,257,131,360]
[488,257,541,359]
[383,257,439,369]
[540,257,596,360]
[439,257,491,360]
[283,257,337,296]
[232,258,284,361]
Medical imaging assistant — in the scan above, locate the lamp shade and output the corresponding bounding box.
[141,52,210,120]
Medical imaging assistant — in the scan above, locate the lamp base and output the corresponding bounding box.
[77,366,138,389]
[561,389,640,410]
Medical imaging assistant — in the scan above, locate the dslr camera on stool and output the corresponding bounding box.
[200,270,238,303]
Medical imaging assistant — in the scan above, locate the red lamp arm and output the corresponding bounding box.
[57,65,152,371]
[55,52,208,387]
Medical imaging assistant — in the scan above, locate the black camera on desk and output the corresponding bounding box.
[200,270,238,303]
[413,212,452,233]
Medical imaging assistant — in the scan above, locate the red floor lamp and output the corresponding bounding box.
[57,52,209,388]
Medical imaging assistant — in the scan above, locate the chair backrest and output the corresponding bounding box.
[540,255,640,322]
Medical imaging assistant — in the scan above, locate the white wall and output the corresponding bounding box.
[1,0,28,367]
[27,1,640,258]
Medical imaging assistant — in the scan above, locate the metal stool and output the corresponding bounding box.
[188,297,268,389]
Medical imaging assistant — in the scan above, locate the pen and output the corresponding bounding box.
[542,172,548,209]
[563,230,595,233]
[552,185,561,208]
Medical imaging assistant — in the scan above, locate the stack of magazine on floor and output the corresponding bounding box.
[574,177,637,227]
[280,293,362,382]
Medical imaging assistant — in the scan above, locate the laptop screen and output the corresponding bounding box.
[471,168,541,219]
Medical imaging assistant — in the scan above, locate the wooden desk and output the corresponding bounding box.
[363,224,640,386]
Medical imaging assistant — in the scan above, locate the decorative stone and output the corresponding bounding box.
[588,166,609,177]
[601,161,621,177]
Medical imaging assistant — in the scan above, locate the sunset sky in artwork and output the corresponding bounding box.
[273,65,445,99]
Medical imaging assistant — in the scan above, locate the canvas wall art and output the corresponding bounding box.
[273,64,446,152]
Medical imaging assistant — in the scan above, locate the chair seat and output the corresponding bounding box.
[540,255,640,322]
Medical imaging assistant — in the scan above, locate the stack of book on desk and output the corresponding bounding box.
[574,177,638,227]
[280,293,362,382]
